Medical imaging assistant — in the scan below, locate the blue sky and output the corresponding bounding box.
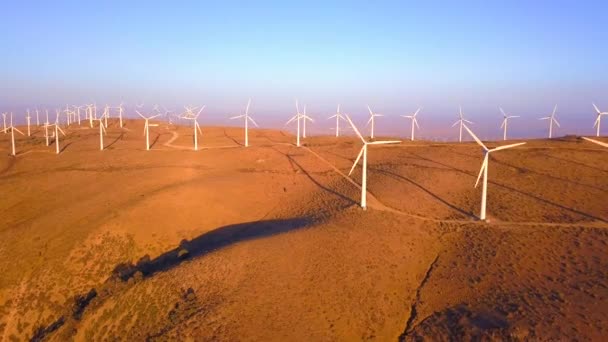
[1,1,606,139]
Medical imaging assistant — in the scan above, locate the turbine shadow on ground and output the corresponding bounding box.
[450,150,608,192]
[106,132,125,149]
[409,152,607,223]
[111,217,312,281]
[222,128,243,146]
[370,167,476,219]
[271,147,358,206]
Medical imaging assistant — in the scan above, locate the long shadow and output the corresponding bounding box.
[112,218,311,281]
[60,141,73,153]
[409,152,607,223]
[271,147,357,206]
[223,128,243,146]
[450,148,608,192]
[541,153,608,173]
[489,155,608,193]
[370,167,475,219]
[150,133,161,149]
[106,132,125,149]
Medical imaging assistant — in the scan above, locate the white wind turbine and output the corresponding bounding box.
[286,100,303,147]
[366,105,383,139]
[301,105,314,138]
[115,103,125,128]
[592,103,607,137]
[452,106,473,142]
[539,105,560,139]
[328,104,346,137]
[230,99,258,147]
[44,111,51,146]
[25,110,31,136]
[463,124,526,221]
[2,112,7,133]
[95,116,107,151]
[401,107,422,141]
[499,107,519,141]
[35,108,40,126]
[136,110,160,151]
[582,137,608,147]
[7,113,24,156]
[346,115,401,209]
[50,111,66,154]
[182,106,205,151]
[73,105,84,126]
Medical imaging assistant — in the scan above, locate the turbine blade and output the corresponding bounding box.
[582,136,608,147]
[593,103,601,114]
[499,107,507,117]
[489,142,526,152]
[462,124,488,150]
[464,119,474,124]
[474,155,488,188]
[245,98,251,115]
[248,116,259,127]
[345,115,366,143]
[285,115,298,125]
[367,105,373,116]
[348,147,365,176]
[368,140,401,145]
[414,118,420,129]
[230,115,245,120]
[136,110,146,119]
[553,118,560,127]
[452,120,460,127]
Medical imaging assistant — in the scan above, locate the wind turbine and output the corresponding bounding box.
[592,103,607,137]
[328,104,346,137]
[35,108,40,126]
[25,110,31,136]
[136,110,160,151]
[44,111,51,146]
[286,100,303,147]
[539,105,560,139]
[301,105,314,138]
[401,107,422,141]
[50,111,66,154]
[115,103,125,128]
[452,106,473,142]
[499,107,519,141]
[346,115,401,209]
[86,104,95,128]
[463,124,526,221]
[2,112,6,133]
[230,99,258,147]
[366,105,383,139]
[96,116,107,151]
[182,106,205,151]
[6,113,24,156]
[582,137,608,147]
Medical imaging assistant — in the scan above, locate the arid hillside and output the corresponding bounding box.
[0,119,606,341]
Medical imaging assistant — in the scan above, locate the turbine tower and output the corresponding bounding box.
[401,107,422,141]
[286,100,303,147]
[366,105,383,139]
[230,98,258,147]
[539,105,560,139]
[328,104,346,137]
[6,113,24,156]
[346,115,400,209]
[499,107,519,141]
[136,110,160,151]
[463,124,526,221]
[592,103,607,137]
[452,106,473,142]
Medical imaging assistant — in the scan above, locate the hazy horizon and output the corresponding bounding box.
[1,1,607,140]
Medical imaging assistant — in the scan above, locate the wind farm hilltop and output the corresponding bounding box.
[0,100,607,341]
